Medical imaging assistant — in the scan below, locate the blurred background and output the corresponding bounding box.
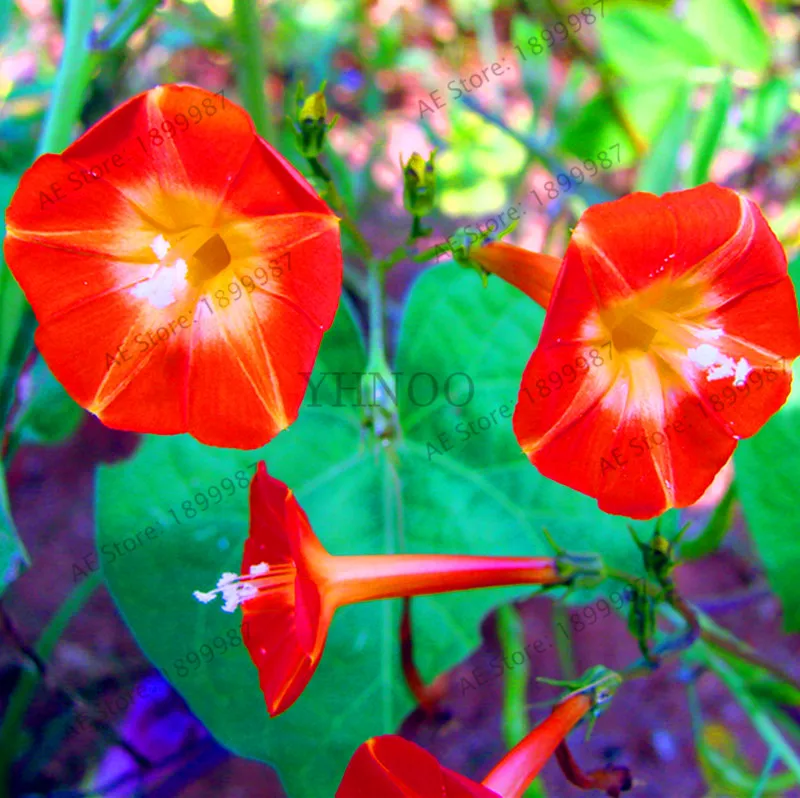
[0,0,799,796]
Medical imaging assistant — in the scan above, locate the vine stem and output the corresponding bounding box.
[307,157,372,260]
[608,568,800,692]
[366,256,388,374]
[38,0,98,156]
[701,644,800,784]
[0,571,103,794]
[0,0,98,431]
[232,0,272,141]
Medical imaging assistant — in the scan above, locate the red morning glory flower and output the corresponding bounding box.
[193,463,571,716]
[4,84,342,449]
[337,681,621,797]
[471,185,800,519]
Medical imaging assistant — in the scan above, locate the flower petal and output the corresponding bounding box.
[242,464,329,716]
[664,183,787,300]
[570,192,678,306]
[336,736,497,798]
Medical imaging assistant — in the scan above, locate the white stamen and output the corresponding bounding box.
[707,357,736,381]
[193,568,267,613]
[733,358,752,387]
[689,342,751,386]
[688,344,720,368]
[217,572,239,588]
[130,258,187,309]
[151,234,171,259]
[696,328,724,341]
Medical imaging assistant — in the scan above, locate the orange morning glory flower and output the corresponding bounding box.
[4,84,342,449]
[337,673,622,798]
[470,185,800,519]
[193,463,571,716]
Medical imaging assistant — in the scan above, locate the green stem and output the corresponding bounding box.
[38,0,98,156]
[0,0,97,431]
[752,749,779,798]
[460,95,613,207]
[366,257,388,376]
[0,571,102,792]
[88,0,160,51]
[701,644,800,784]
[496,604,547,798]
[497,604,529,748]
[689,680,795,794]
[308,156,372,259]
[232,0,272,141]
[696,608,800,693]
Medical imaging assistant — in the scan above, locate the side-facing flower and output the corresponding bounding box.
[470,185,800,519]
[337,667,625,797]
[193,463,574,716]
[337,735,496,797]
[5,84,342,448]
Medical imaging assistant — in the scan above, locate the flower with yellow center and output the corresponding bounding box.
[471,185,800,519]
[5,84,342,448]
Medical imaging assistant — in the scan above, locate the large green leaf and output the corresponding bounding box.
[97,270,661,796]
[689,73,733,186]
[735,397,800,632]
[599,5,715,83]
[683,0,770,72]
[635,82,693,194]
[735,257,800,632]
[562,81,686,167]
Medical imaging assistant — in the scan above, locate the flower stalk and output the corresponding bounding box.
[399,597,448,717]
[482,666,623,798]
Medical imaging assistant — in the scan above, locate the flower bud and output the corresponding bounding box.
[629,523,687,591]
[290,81,339,159]
[401,151,437,218]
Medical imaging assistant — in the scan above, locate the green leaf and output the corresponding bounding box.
[599,5,715,83]
[684,0,770,72]
[0,173,27,410]
[97,270,661,796]
[562,81,687,167]
[14,357,84,446]
[689,72,733,186]
[739,76,791,143]
[510,13,551,122]
[735,361,800,631]
[635,81,693,194]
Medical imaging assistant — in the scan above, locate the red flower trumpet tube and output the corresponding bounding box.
[471,184,800,519]
[337,668,623,797]
[193,463,589,716]
[4,84,342,449]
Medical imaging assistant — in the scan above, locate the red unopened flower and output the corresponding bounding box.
[193,463,569,716]
[471,185,800,519]
[5,84,342,448]
[337,673,621,798]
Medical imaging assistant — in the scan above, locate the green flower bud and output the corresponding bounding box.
[401,150,437,218]
[290,81,339,159]
[629,522,687,591]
